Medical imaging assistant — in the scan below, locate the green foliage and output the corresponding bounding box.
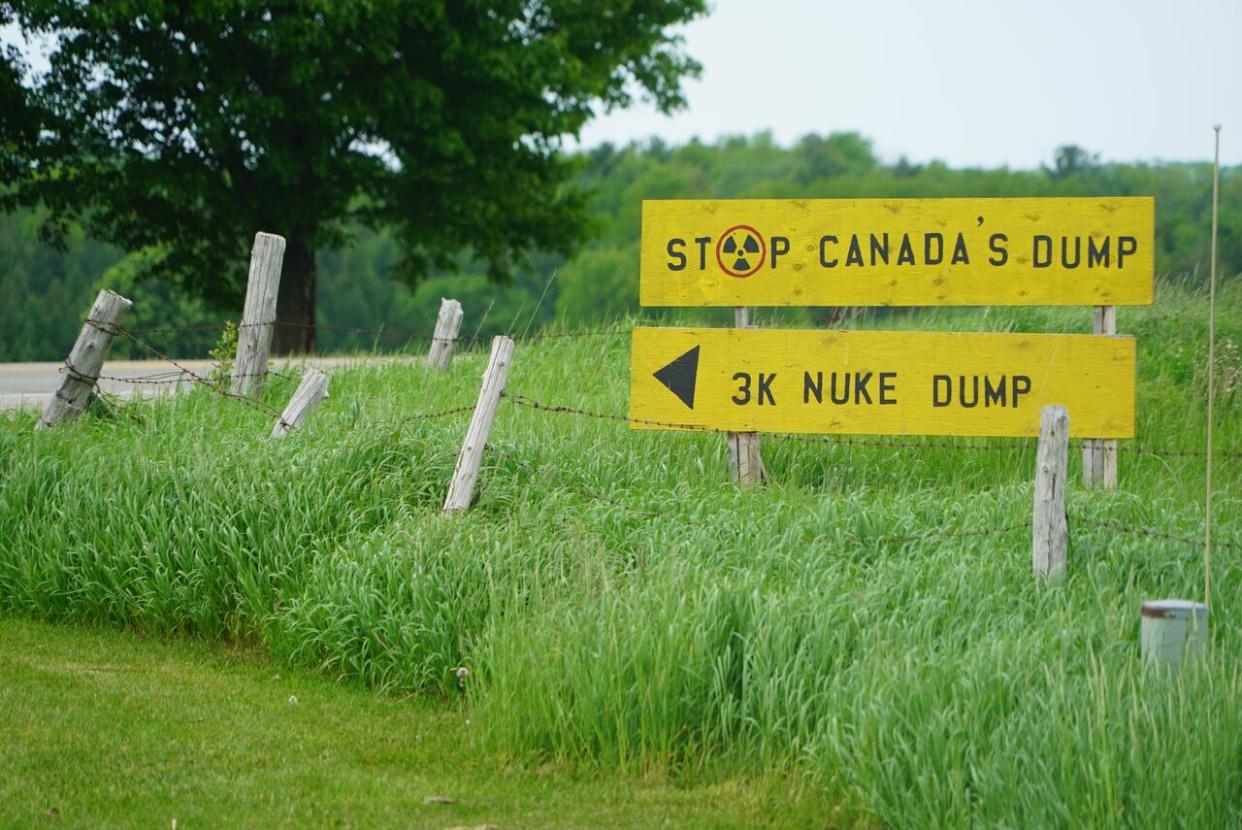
[5,0,707,348]
[208,321,239,385]
[0,620,814,828]
[0,133,1239,361]
[0,283,1239,824]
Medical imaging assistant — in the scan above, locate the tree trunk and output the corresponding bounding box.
[273,234,316,354]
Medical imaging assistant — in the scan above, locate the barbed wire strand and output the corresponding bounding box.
[1071,513,1242,553]
[501,392,1241,459]
[96,320,287,421]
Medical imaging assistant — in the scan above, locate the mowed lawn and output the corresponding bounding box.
[0,618,830,829]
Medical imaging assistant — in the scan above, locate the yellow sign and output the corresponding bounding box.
[640,197,1154,307]
[629,327,1135,438]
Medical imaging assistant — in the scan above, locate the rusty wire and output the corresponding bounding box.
[1070,513,1242,553]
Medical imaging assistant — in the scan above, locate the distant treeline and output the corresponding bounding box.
[1,133,1237,361]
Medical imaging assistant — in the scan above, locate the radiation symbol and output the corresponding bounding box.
[715,225,766,278]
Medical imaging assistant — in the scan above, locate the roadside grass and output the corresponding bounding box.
[0,617,830,828]
[1,278,1240,826]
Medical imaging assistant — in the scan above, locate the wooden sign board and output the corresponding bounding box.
[629,327,1135,438]
[640,197,1154,307]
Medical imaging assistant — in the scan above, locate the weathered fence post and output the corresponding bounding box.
[1033,405,1069,579]
[443,336,515,513]
[230,232,286,397]
[37,289,133,431]
[426,298,464,371]
[1082,305,1118,489]
[271,369,329,438]
[727,307,765,486]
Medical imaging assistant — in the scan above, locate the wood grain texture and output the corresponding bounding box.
[427,298,464,371]
[444,336,515,513]
[1082,305,1119,488]
[726,307,765,485]
[630,327,1136,438]
[37,290,133,430]
[1032,405,1069,579]
[641,197,1154,307]
[231,232,286,397]
[271,368,329,438]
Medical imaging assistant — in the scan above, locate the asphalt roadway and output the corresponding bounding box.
[0,357,402,412]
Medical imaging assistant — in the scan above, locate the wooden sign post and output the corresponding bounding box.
[1082,305,1119,488]
[727,307,765,485]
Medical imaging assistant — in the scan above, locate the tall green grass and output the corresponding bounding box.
[1,280,1240,826]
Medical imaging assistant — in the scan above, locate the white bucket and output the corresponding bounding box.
[1141,599,1209,670]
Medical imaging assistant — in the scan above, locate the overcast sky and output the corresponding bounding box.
[6,1,1237,169]
[579,0,1240,168]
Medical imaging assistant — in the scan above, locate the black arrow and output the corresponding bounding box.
[653,345,700,410]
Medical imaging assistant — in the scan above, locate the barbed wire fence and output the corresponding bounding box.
[29,306,1241,560]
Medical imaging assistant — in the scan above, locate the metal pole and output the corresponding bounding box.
[1205,125,1221,611]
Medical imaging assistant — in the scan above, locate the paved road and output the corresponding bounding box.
[0,357,406,411]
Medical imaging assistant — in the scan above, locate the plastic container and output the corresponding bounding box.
[1141,599,1208,670]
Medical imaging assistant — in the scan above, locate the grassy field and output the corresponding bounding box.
[2,278,1240,826]
[0,618,824,828]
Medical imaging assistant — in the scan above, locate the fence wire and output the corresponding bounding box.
[501,391,1240,460]
[34,319,1239,560]
[1070,513,1241,554]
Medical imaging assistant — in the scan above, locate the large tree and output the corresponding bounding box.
[4,0,705,351]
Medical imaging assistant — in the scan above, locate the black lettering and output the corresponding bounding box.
[694,237,711,270]
[984,375,1006,407]
[870,233,889,265]
[819,235,838,267]
[1118,236,1137,267]
[771,236,790,269]
[854,371,873,405]
[667,238,686,271]
[1033,235,1052,268]
[732,372,751,405]
[1012,375,1031,407]
[830,372,850,405]
[897,233,916,265]
[804,371,822,404]
[845,235,864,267]
[988,233,1009,266]
[960,375,979,408]
[950,233,970,265]
[932,375,951,407]
[879,372,897,405]
[1062,235,1081,269]
[757,373,776,405]
[925,233,943,265]
[1087,236,1110,268]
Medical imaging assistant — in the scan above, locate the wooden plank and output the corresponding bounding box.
[231,232,286,397]
[630,327,1135,438]
[427,298,464,371]
[640,197,1154,307]
[443,336,515,513]
[271,369,329,438]
[37,290,133,430]
[1033,405,1069,579]
[1083,305,1119,488]
[726,307,765,485]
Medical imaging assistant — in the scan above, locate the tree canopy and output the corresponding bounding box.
[3,0,706,350]
[3,132,1237,363]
